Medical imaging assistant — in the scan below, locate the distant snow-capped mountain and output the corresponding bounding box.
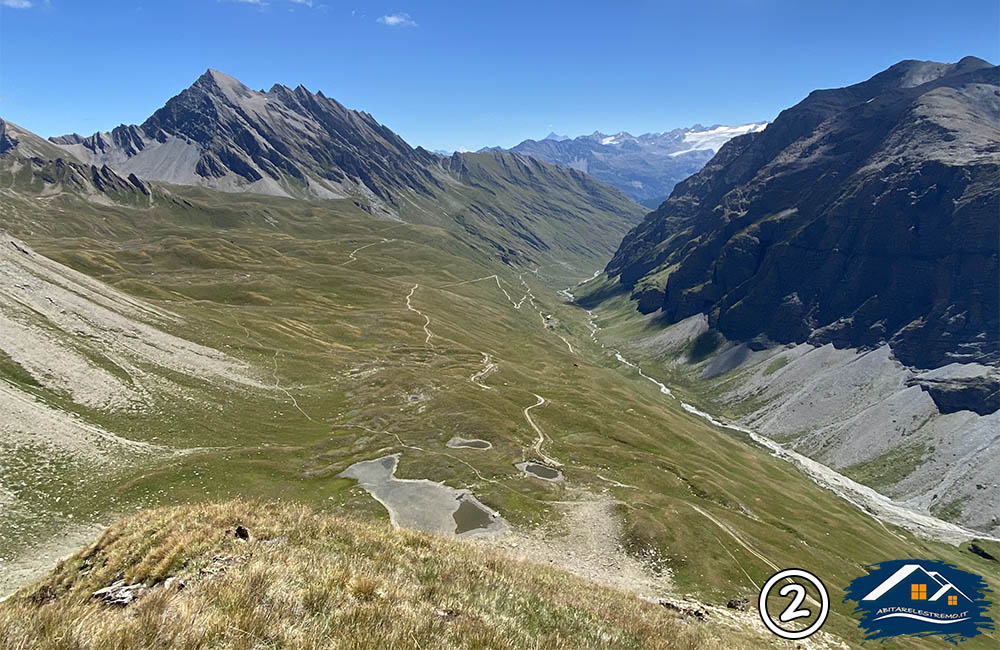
[493,123,767,207]
[667,123,768,156]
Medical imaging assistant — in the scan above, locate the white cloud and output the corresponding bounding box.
[377,12,416,27]
[1,1,35,9]
[221,0,319,8]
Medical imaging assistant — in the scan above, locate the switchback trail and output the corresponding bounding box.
[405,283,435,347]
[232,315,315,422]
[469,352,498,389]
[441,274,527,309]
[523,394,562,467]
[339,238,396,266]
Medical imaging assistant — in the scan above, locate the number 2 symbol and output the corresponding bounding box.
[778,584,811,622]
[758,568,830,640]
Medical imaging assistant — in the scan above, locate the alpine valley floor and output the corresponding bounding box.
[0,184,997,649]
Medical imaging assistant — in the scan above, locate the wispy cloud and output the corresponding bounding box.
[1,1,35,9]
[377,12,416,27]
[221,0,320,8]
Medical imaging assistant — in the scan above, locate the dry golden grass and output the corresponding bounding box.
[0,501,776,650]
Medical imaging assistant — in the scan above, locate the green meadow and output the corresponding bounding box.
[0,181,996,649]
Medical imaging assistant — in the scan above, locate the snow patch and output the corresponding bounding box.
[669,122,768,157]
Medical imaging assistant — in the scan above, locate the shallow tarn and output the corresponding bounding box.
[339,454,506,537]
[516,461,563,481]
[453,497,496,533]
[446,436,492,450]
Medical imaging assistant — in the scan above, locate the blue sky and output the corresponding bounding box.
[1,1,997,151]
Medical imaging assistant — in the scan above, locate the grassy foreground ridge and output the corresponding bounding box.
[0,501,754,650]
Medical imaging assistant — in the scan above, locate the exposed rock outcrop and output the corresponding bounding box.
[606,57,999,380]
[908,364,1000,415]
[0,120,155,206]
[47,70,447,206]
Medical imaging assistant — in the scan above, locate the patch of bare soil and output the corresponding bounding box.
[476,490,671,598]
[0,522,107,599]
[476,490,850,649]
[0,382,160,461]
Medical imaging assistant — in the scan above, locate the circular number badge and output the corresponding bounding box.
[758,568,830,640]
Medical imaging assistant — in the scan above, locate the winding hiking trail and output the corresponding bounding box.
[232,315,315,422]
[339,238,396,267]
[418,265,981,548]
[688,503,781,575]
[405,283,435,347]
[269,350,315,422]
[443,272,576,358]
[340,266,857,639]
[595,474,638,489]
[442,274,527,309]
[469,352,498,389]
[523,394,563,467]
[688,503,824,607]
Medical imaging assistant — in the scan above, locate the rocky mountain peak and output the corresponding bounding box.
[605,57,999,373]
[193,68,253,100]
[38,69,445,206]
[16,70,642,271]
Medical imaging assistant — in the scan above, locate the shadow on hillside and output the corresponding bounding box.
[574,278,629,310]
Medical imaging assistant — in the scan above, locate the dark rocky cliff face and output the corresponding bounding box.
[0,119,17,154]
[47,70,443,206]
[140,71,442,200]
[606,57,999,376]
[0,118,152,204]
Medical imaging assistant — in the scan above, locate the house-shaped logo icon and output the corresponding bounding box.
[844,559,994,643]
[861,564,974,624]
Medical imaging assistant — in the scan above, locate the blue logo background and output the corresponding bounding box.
[844,559,993,644]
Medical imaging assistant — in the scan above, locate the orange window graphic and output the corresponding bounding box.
[948,595,958,606]
[911,584,927,600]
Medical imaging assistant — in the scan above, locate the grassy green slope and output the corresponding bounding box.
[0,501,761,650]
[0,183,996,648]
[406,150,647,273]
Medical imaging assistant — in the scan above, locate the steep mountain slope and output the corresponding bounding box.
[33,70,644,272]
[2,114,998,648]
[1,118,152,206]
[607,56,998,371]
[49,70,441,207]
[439,150,646,265]
[592,56,999,532]
[492,123,767,207]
